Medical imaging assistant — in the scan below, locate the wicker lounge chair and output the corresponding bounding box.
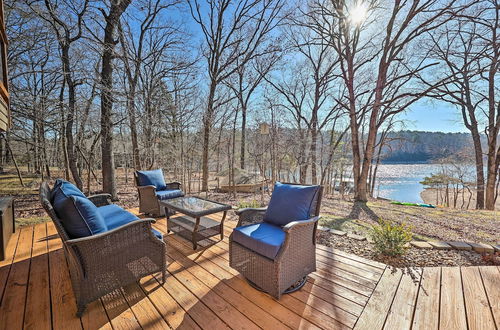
[134,169,184,217]
[229,182,323,299]
[39,180,166,316]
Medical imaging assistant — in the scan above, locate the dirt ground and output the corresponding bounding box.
[2,167,499,245]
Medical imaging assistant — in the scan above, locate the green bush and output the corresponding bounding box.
[237,199,261,209]
[369,219,413,256]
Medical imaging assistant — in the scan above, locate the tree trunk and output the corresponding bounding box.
[310,122,318,185]
[202,81,216,191]
[240,105,246,169]
[127,86,141,170]
[100,0,131,200]
[61,45,84,189]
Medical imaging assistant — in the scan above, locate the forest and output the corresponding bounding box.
[1,0,499,209]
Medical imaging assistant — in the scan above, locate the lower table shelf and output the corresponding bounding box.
[167,215,223,249]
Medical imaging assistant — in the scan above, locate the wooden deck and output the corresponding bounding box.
[0,212,498,329]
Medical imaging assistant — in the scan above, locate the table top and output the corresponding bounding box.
[160,196,231,217]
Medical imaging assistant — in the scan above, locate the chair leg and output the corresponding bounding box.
[162,269,167,284]
[76,303,86,318]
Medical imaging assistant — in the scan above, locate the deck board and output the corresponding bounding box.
[412,267,441,330]
[354,268,402,330]
[0,214,498,330]
[479,266,500,328]
[440,267,468,330]
[23,222,51,330]
[461,267,496,329]
[0,226,33,329]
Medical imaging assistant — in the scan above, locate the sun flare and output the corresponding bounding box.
[349,2,368,25]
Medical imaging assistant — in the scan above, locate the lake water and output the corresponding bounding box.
[374,164,441,203]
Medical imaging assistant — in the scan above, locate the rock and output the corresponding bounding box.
[317,226,329,232]
[403,242,411,248]
[429,241,452,250]
[347,233,366,241]
[410,241,433,249]
[468,243,495,254]
[494,245,500,252]
[330,229,347,236]
[447,241,472,251]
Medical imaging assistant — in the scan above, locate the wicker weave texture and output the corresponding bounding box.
[39,181,166,316]
[134,172,182,217]
[229,184,323,299]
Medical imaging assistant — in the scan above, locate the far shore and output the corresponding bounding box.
[420,187,500,210]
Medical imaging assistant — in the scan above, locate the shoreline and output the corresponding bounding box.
[420,187,500,210]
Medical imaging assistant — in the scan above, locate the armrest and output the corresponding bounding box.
[165,182,182,190]
[65,218,164,277]
[234,207,267,216]
[235,207,267,227]
[137,185,156,191]
[276,216,321,262]
[87,193,112,207]
[282,216,320,232]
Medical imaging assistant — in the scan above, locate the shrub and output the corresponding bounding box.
[369,219,413,256]
[237,199,261,209]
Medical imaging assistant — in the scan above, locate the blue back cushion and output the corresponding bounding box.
[136,169,167,191]
[264,182,319,226]
[52,180,107,238]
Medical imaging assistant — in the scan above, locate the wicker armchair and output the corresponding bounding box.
[229,183,323,299]
[39,181,166,316]
[134,170,184,217]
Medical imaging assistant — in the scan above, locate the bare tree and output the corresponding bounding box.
[118,0,181,170]
[309,0,463,202]
[428,0,499,209]
[188,0,284,191]
[99,0,132,199]
[26,0,89,189]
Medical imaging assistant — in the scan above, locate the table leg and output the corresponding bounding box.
[219,211,227,240]
[165,207,171,233]
[192,217,200,249]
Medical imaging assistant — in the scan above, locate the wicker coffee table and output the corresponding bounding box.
[160,196,232,249]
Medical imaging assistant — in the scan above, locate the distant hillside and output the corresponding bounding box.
[381,131,474,163]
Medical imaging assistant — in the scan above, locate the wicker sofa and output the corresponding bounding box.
[39,180,166,316]
[229,182,323,299]
[134,169,184,217]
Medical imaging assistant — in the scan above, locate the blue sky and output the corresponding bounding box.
[173,2,471,135]
[401,100,468,133]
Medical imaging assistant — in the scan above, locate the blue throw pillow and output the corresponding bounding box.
[55,195,108,238]
[136,169,167,191]
[263,182,319,226]
[52,179,86,206]
[51,179,107,238]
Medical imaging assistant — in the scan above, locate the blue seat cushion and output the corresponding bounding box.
[97,204,163,240]
[156,189,184,200]
[232,223,285,260]
[264,182,319,226]
[136,169,167,191]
